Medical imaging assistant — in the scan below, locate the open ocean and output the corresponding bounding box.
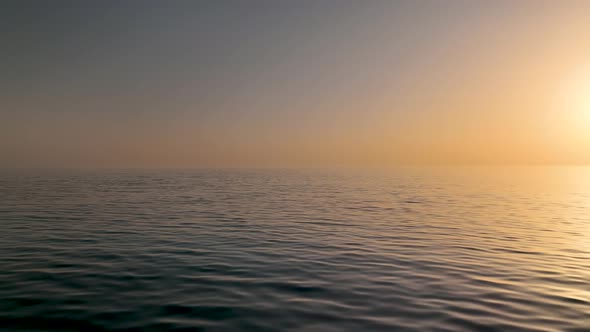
[0,167,588,332]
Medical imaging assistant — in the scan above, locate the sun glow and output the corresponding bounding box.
[566,65,590,123]
[555,65,590,146]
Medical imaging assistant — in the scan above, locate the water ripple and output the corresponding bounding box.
[0,168,589,331]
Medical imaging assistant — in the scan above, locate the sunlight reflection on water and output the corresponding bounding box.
[0,167,588,331]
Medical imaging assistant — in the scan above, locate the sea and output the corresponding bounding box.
[0,167,588,332]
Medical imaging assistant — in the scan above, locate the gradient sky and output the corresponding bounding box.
[2,0,590,168]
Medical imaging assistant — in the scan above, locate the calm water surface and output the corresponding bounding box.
[0,167,589,331]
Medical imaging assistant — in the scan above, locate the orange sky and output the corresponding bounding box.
[2,1,590,168]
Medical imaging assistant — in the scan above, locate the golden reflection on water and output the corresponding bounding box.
[396,166,590,311]
[382,166,590,269]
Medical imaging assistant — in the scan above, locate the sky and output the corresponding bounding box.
[2,0,590,168]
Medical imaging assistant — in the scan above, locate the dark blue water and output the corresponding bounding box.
[1,168,589,331]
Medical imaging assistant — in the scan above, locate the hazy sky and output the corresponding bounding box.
[2,0,590,168]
